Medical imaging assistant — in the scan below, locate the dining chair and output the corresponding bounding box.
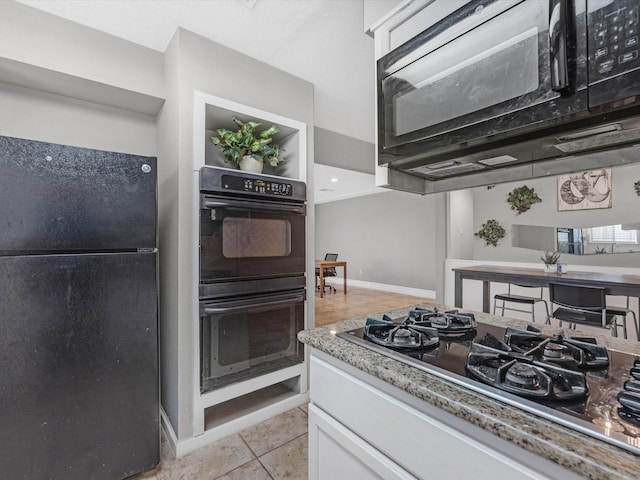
[548,282,624,338]
[605,296,639,341]
[493,284,549,323]
[316,253,338,294]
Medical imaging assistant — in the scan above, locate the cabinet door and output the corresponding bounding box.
[308,404,417,480]
[310,353,580,480]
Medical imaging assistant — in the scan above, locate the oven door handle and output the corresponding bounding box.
[203,291,306,314]
[202,198,305,215]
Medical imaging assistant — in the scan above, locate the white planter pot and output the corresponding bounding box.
[543,264,557,273]
[238,155,264,174]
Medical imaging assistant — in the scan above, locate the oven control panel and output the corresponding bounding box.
[222,174,293,197]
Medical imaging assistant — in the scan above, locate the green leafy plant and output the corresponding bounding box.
[507,185,542,214]
[540,251,561,265]
[634,180,640,196]
[474,219,506,247]
[211,117,283,167]
[594,246,608,254]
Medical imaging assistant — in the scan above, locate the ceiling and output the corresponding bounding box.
[314,164,386,204]
[16,0,384,202]
[16,0,376,144]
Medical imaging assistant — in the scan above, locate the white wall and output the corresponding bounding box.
[315,189,439,290]
[447,189,474,260]
[363,0,404,32]
[156,28,314,439]
[0,1,315,443]
[0,1,161,156]
[0,82,157,156]
[468,163,640,268]
[0,1,163,100]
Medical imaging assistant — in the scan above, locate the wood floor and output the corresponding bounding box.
[314,284,435,327]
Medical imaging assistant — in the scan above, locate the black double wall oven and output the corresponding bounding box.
[199,166,306,393]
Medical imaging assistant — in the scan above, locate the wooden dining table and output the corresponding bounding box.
[453,264,640,313]
[315,259,347,298]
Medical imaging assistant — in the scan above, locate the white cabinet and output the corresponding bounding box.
[309,404,416,480]
[370,0,469,60]
[308,351,582,480]
[371,0,469,189]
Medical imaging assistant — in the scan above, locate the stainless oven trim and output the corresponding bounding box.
[201,195,306,215]
[199,275,306,300]
[202,290,306,314]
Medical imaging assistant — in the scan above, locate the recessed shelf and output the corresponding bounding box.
[204,377,301,430]
[195,91,307,181]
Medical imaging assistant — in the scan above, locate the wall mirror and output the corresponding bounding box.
[512,224,640,255]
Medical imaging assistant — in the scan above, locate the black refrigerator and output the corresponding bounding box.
[0,136,160,479]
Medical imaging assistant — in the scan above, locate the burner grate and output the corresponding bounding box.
[465,342,588,400]
[504,327,609,370]
[408,307,477,335]
[364,316,439,350]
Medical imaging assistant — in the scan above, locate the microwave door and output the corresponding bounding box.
[379,0,588,156]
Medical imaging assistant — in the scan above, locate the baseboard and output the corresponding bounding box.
[324,277,435,299]
[160,407,179,455]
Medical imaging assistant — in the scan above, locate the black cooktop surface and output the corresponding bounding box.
[337,318,640,456]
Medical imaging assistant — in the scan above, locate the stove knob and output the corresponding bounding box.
[618,391,640,413]
[624,380,640,393]
[630,367,640,380]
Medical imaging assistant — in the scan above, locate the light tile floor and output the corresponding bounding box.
[132,405,308,480]
[132,288,425,480]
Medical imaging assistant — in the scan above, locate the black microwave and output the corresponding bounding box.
[377,0,640,184]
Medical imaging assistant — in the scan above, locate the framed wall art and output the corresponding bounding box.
[557,168,612,211]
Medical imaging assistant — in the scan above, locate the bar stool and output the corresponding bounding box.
[548,282,625,338]
[605,296,639,341]
[493,284,550,323]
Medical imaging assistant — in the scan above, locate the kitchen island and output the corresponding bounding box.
[299,304,640,480]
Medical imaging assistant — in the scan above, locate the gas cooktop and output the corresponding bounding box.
[336,308,640,456]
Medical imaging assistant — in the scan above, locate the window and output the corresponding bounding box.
[589,225,638,244]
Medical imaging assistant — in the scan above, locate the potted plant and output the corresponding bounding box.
[541,251,561,272]
[507,185,542,214]
[211,116,283,173]
[474,219,506,247]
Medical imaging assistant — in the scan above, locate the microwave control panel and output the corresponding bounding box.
[221,174,293,197]
[589,0,639,82]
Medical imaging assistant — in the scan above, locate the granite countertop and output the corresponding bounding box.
[299,303,640,480]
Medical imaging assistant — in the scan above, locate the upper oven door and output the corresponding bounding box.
[378,0,588,163]
[199,194,306,284]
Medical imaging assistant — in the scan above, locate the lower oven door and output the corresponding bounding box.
[200,288,305,393]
